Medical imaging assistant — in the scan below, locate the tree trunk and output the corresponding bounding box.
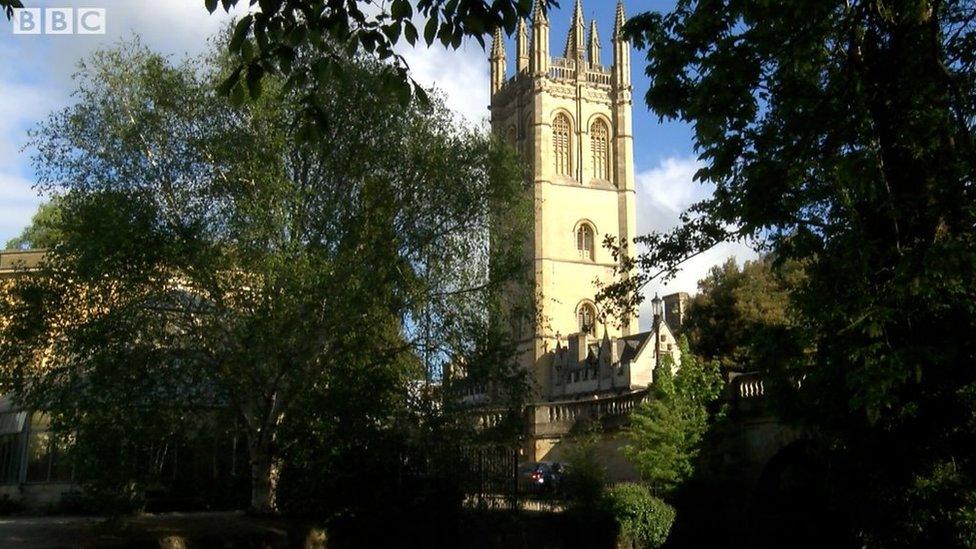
[248,438,280,514]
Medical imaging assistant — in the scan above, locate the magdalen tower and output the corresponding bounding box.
[490,0,636,399]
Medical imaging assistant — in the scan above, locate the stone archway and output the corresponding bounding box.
[746,439,855,548]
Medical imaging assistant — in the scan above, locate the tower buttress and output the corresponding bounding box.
[531,0,550,76]
[612,0,637,319]
[516,18,529,74]
[490,27,507,95]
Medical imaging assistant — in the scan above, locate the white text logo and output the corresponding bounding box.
[12,8,105,35]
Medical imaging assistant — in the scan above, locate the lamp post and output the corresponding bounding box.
[651,293,663,371]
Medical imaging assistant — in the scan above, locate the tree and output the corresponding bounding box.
[1,0,19,18]
[602,0,976,545]
[210,0,556,120]
[0,39,530,513]
[623,336,723,496]
[2,0,554,111]
[683,256,804,373]
[5,197,64,250]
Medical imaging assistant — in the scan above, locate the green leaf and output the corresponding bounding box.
[438,25,452,47]
[382,22,402,44]
[404,21,418,46]
[277,47,294,74]
[391,0,412,20]
[245,65,264,99]
[216,66,243,97]
[229,80,247,106]
[345,35,360,57]
[424,15,438,46]
[240,40,254,62]
[230,15,253,52]
[312,58,331,83]
[205,0,219,13]
[413,82,430,107]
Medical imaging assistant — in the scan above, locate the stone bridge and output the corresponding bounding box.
[476,372,811,543]
[475,372,803,486]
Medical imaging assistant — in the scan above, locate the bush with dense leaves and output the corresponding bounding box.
[599,483,675,549]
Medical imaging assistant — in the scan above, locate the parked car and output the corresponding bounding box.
[518,461,566,494]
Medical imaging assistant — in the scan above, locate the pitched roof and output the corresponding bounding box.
[618,331,652,363]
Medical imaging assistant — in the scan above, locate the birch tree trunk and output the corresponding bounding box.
[248,435,281,513]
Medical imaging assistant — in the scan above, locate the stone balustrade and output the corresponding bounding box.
[530,390,650,437]
[586,71,611,86]
[733,372,765,399]
[476,410,506,429]
[472,373,773,437]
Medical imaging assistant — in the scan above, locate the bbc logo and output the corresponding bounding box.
[12,8,106,35]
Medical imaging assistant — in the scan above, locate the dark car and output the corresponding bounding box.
[518,461,566,493]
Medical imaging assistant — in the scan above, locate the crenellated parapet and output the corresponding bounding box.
[489,0,629,106]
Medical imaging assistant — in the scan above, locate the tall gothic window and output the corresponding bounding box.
[578,303,597,336]
[553,114,572,176]
[577,223,594,261]
[591,120,609,180]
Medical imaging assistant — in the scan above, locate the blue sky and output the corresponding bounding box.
[0,0,754,328]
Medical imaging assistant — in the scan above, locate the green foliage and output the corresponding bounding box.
[209,0,554,134]
[601,0,976,545]
[624,336,723,496]
[0,38,530,514]
[684,256,805,372]
[559,420,607,508]
[5,197,64,250]
[0,494,24,516]
[599,483,675,549]
[0,0,22,19]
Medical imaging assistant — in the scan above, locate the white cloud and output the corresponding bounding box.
[633,156,758,331]
[397,39,490,127]
[0,172,47,243]
[0,0,246,245]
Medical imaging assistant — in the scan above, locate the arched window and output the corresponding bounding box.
[576,223,594,261]
[553,114,572,176]
[590,120,609,180]
[578,302,597,336]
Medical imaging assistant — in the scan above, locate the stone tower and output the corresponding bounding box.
[490,0,636,399]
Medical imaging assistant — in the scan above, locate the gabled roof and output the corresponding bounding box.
[618,331,652,363]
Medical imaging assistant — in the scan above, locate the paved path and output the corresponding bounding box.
[0,511,302,548]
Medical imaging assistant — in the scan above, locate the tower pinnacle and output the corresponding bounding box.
[516,18,529,73]
[614,0,626,39]
[532,0,548,25]
[612,0,630,88]
[563,0,585,59]
[490,27,507,95]
[531,0,550,75]
[587,20,601,67]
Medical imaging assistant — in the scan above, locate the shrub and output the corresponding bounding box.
[599,483,676,549]
[559,420,606,509]
[0,494,24,516]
